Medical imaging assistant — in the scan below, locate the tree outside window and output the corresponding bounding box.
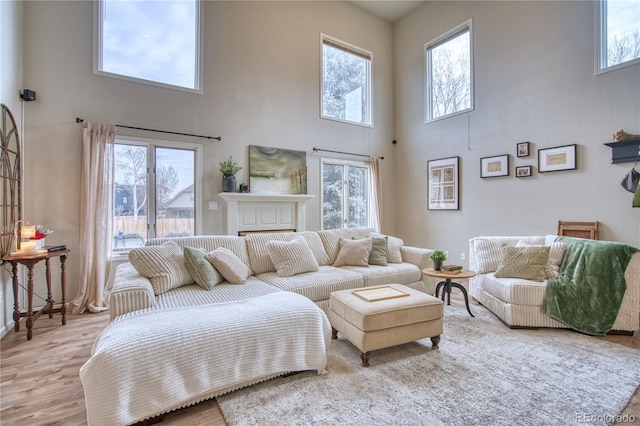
[113,141,198,251]
[425,21,473,122]
[321,35,372,127]
[600,0,640,70]
[322,160,369,230]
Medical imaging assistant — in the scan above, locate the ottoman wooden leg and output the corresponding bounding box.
[430,335,440,349]
[360,351,371,367]
[331,327,338,340]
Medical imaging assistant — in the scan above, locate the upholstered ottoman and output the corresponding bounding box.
[329,284,444,366]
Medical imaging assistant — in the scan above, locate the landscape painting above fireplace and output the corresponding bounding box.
[249,145,307,194]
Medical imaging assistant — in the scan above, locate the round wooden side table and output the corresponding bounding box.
[422,268,477,317]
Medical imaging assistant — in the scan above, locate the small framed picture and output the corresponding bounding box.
[515,165,533,178]
[538,144,577,173]
[427,156,459,210]
[480,154,509,178]
[517,142,530,158]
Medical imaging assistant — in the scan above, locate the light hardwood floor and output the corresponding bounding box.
[1,297,638,425]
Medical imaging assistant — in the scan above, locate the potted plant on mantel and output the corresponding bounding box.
[430,249,447,271]
[219,156,242,192]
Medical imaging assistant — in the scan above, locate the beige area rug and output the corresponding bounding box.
[217,300,640,426]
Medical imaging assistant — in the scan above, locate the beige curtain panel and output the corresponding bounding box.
[69,121,115,314]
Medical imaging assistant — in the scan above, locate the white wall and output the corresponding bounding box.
[20,1,395,311]
[0,0,23,337]
[394,1,640,264]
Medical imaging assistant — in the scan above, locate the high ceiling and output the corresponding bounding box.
[350,1,425,23]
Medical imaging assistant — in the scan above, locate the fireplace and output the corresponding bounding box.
[218,193,315,236]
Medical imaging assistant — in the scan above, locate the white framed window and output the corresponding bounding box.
[321,158,370,230]
[425,20,473,122]
[112,136,202,254]
[95,0,202,93]
[597,0,640,73]
[321,34,372,127]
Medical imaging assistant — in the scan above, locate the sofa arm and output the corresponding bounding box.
[401,246,433,269]
[401,246,437,295]
[109,263,156,321]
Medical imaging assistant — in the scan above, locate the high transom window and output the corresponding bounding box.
[425,20,473,122]
[597,0,640,72]
[321,34,372,127]
[95,0,202,92]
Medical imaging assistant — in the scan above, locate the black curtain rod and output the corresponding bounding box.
[312,147,383,160]
[75,117,221,141]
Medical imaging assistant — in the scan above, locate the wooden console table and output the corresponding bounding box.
[3,249,70,340]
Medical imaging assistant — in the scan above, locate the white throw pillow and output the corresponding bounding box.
[516,240,566,279]
[369,233,403,263]
[267,235,320,277]
[333,237,373,267]
[206,247,250,284]
[128,241,193,295]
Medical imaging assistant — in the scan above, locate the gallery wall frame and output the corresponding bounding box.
[516,165,533,177]
[480,154,509,178]
[427,156,459,210]
[538,144,577,173]
[517,142,530,157]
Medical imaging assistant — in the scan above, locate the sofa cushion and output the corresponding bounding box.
[516,240,566,279]
[370,233,403,263]
[472,236,545,273]
[267,235,319,277]
[146,235,254,276]
[246,232,330,275]
[333,238,373,267]
[206,247,251,284]
[494,246,550,282]
[257,265,364,302]
[479,273,548,306]
[318,228,375,264]
[128,241,193,295]
[183,247,224,290]
[339,262,422,287]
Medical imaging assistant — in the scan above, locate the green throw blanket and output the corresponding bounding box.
[542,237,638,336]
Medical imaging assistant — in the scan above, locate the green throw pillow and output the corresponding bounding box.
[494,246,550,282]
[183,246,223,290]
[352,236,388,266]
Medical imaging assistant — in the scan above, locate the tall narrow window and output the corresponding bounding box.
[321,34,372,127]
[425,20,473,122]
[598,0,640,72]
[96,0,201,92]
[113,138,200,253]
[321,160,370,230]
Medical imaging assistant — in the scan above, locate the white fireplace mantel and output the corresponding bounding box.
[218,193,315,235]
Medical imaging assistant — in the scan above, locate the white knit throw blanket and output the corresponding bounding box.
[80,292,331,425]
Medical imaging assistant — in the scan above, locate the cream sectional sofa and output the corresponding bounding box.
[468,235,640,333]
[109,227,435,320]
[86,228,434,425]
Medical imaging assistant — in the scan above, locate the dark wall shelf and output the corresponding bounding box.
[604,139,640,164]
